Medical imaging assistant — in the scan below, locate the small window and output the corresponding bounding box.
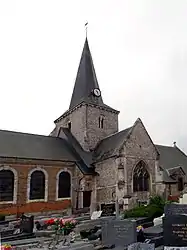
[178,177,184,191]
[68,122,71,130]
[99,116,104,129]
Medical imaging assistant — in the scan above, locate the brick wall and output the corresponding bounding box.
[0,200,71,215]
[0,161,75,215]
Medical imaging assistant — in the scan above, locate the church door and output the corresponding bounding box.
[83,191,92,208]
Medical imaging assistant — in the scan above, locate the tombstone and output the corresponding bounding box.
[164,203,187,216]
[101,219,137,248]
[91,210,102,220]
[101,203,115,217]
[20,215,34,234]
[128,242,155,250]
[163,214,187,247]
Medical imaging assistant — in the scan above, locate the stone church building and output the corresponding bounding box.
[0,38,186,215]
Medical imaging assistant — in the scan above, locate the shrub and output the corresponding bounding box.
[149,195,165,209]
[123,196,166,220]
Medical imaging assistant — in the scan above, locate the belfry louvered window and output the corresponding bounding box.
[99,116,104,129]
[133,161,150,192]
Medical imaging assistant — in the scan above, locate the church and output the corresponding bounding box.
[0,37,186,215]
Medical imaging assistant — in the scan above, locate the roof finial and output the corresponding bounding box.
[173,141,177,147]
[85,22,88,38]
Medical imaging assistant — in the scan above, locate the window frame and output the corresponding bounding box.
[27,167,48,203]
[56,169,71,201]
[133,161,150,192]
[0,166,17,204]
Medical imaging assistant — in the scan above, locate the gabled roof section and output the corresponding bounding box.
[93,118,160,162]
[156,144,187,182]
[0,129,78,162]
[58,127,95,175]
[156,144,187,171]
[93,127,132,161]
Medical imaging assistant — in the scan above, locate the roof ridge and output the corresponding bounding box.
[155,144,175,148]
[0,129,56,139]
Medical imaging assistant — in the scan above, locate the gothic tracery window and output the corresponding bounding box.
[29,170,45,200]
[133,161,150,192]
[0,170,14,202]
[58,171,71,199]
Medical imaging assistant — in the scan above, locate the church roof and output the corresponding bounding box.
[93,127,132,161]
[68,38,118,114]
[0,129,77,162]
[0,129,95,175]
[69,38,103,109]
[156,144,187,182]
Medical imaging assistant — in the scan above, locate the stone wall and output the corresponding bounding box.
[86,104,118,150]
[95,158,117,206]
[53,103,119,151]
[122,119,158,208]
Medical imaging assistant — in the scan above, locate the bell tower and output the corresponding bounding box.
[52,38,119,151]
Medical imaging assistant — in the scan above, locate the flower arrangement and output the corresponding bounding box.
[136,225,144,232]
[0,244,16,250]
[45,217,77,235]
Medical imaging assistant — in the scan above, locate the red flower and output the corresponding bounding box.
[45,218,55,225]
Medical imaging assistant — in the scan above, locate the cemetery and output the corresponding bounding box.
[1,195,187,249]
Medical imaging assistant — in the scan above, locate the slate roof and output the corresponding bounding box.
[93,127,132,161]
[69,38,103,109]
[156,144,187,182]
[68,38,118,113]
[0,129,78,162]
[0,129,95,175]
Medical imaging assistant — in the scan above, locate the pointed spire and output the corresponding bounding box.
[69,38,104,109]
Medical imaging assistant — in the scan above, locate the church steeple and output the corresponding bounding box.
[52,36,119,151]
[69,38,104,109]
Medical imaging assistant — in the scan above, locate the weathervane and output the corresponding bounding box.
[85,22,88,37]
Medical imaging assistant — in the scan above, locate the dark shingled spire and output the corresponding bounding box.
[69,38,104,109]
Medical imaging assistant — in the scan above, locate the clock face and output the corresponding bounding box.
[93,88,101,97]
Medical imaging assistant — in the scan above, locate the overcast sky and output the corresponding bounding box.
[0,0,187,151]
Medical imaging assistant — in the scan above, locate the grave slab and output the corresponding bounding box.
[164,203,187,216]
[163,214,187,247]
[128,242,155,249]
[102,219,137,248]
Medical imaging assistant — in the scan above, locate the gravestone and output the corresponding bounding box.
[91,210,102,220]
[101,219,137,248]
[101,203,115,217]
[164,203,187,216]
[20,215,34,234]
[128,242,155,250]
[163,214,187,247]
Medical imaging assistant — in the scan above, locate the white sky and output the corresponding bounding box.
[0,0,187,152]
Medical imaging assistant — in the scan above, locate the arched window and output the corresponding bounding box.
[0,170,14,202]
[29,170,45,200]
[133,161,150,192]
[58,172,71,199]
